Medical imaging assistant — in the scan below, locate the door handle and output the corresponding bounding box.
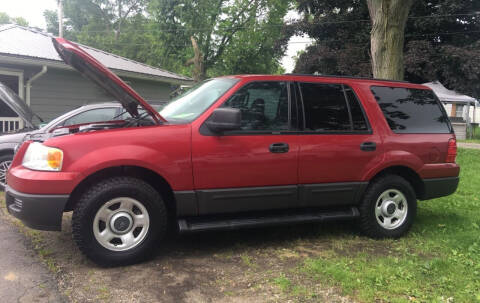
[360,141,376,151]
[269,142,289,153]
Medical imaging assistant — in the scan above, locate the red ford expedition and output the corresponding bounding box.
[5,38,459,266]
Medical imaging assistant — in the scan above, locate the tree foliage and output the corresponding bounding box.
[148,0,290,79]
[292,0,480,96]
[44,0,291,79]
[292,0,372,76]
[0,11,29,26]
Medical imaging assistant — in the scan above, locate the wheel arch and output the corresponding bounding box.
[368,165,425,199]
[65,165,176,216]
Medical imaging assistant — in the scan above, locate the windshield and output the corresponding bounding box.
[160,78,238,122]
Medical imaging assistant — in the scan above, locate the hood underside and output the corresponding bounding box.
[0,82,38,129]
[52,38,165,123]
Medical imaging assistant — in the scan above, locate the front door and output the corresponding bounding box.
[295,82,383,207]
[192,81,299,215]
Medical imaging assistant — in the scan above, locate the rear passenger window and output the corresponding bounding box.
[299,83,368,132]
[371,86,451,134]
[344,87,368,131]
[300,83,351,131]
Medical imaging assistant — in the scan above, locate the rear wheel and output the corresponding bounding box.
[0,154,13,190]
[359,175,417,238]
[72,177,167,266]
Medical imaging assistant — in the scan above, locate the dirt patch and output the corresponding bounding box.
[23,212,360,303]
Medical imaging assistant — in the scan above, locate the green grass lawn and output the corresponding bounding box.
[276,148,480,302]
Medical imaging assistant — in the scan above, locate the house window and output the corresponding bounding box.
[455,104,464,118]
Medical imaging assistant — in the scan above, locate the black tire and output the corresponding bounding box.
[359,175,417,238]
[0,153,13,190]
[72,177,167,266]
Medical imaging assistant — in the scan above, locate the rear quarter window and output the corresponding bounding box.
[371,86,452,134]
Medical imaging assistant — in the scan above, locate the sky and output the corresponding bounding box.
[1,0,57,29]
[1,0,312,72]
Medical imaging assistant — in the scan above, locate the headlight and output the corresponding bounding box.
[22,142,63,171]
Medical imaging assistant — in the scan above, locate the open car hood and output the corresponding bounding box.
[52,37,165,123]
[0,82,39,129]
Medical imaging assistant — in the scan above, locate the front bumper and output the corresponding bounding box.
[420,176,460,200]
[5,186,69,231]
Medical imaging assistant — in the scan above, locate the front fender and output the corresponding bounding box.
[67,144,176,187]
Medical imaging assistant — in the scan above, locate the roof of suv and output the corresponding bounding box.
[224,74,429,89]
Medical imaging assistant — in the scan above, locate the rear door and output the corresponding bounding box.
[370,85,454,172]
[191,81,300,215]
[295,82,383,207]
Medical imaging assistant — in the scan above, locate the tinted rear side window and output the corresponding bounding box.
[300,83,351,131]
[371,86,451,134]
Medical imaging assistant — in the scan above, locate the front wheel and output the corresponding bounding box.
[359,175,417,238]
[72,177,167,266]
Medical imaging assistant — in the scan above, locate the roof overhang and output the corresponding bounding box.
[0,53,193,85]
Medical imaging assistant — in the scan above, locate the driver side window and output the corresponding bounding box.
[222,81,289,131]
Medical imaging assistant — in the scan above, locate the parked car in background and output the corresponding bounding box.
[0,82,145,189]
[5,37,460,266]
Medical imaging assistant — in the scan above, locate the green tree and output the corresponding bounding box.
[45,0,159,69]
[43,9,59,36]
[292,0,372,76]
[0,12,29,26]
[45,0,290,79]
[0,12,11,24]
[148,0,291,79]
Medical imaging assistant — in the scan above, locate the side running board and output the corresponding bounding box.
[178,207,359,233]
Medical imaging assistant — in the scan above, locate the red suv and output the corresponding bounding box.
[5,38,459,266]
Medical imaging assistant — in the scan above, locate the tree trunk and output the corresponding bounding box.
[367,0,413,80]
[185,36,205,82]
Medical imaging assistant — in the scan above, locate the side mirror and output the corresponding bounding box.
[205,107,241,133]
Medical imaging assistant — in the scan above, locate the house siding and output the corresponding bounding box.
[29,68,171,122]
[122,77,172,104]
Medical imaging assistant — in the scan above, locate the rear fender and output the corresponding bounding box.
[363,150,423,181]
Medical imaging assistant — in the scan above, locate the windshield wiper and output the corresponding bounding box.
[122,111,152,127]
[112,109,127,120]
